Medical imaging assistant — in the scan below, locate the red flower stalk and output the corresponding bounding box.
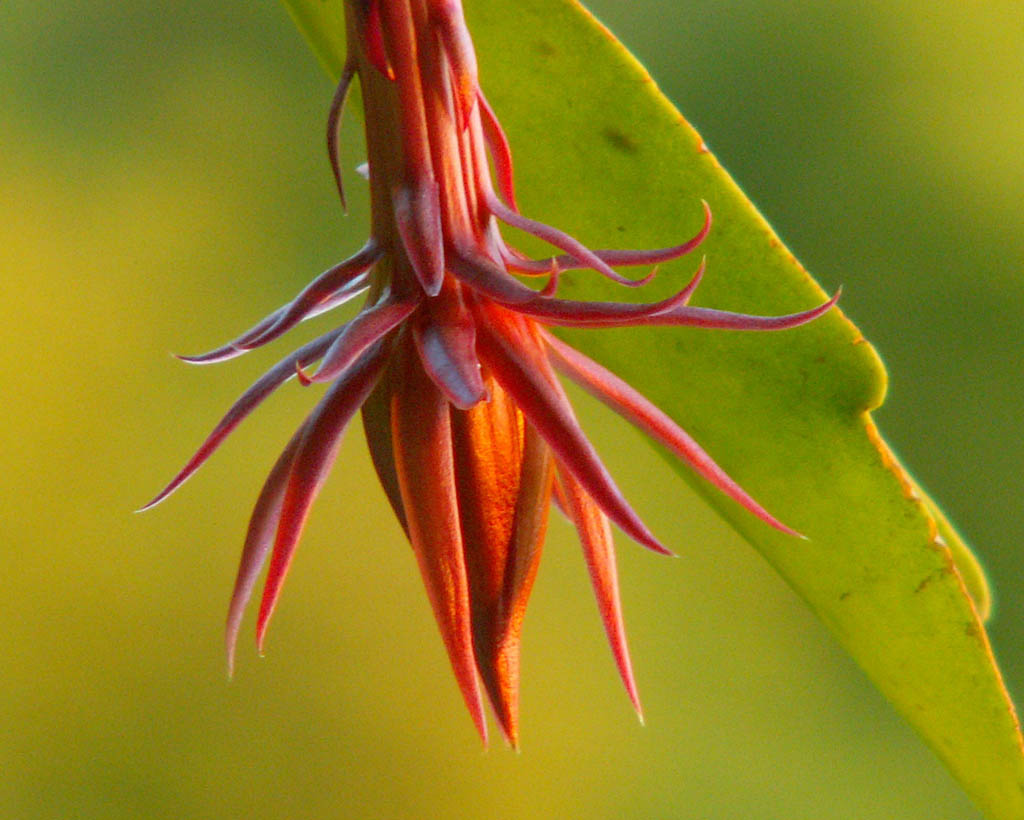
[146,0,837,746]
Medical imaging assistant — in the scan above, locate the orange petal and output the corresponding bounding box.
[474,304,669,555]
[451,380,553,746]
[390,333,487,742]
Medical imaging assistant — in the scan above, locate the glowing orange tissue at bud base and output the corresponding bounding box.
[144,0,837,746]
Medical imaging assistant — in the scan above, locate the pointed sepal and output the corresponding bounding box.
[390,333,488,742]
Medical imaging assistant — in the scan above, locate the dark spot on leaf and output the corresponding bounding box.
[534,39,557,57]
[602,127,639,154]
[914,566,951,595]
[839,591,851,601]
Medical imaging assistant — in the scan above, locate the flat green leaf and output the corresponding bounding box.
[278,0,347,78]
[280,1,1023,816]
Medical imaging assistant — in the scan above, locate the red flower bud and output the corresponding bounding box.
[146,0,836,746]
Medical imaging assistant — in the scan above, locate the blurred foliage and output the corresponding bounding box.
[1,1,1021,818]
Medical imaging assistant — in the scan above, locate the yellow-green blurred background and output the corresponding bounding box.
[3,2,1022,818]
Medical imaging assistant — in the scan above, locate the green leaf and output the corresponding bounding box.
[279,0,347,78]
[280,1,1023,816]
